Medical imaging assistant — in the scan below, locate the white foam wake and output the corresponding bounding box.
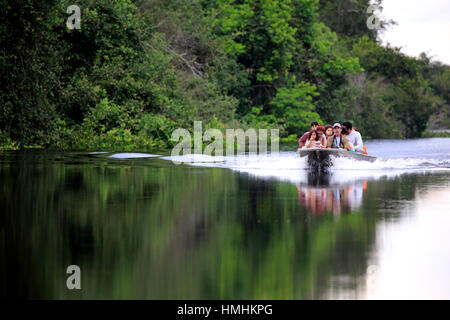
[161,152,450,184]
[162,152,450,170]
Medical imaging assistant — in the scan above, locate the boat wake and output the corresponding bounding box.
[333,156,450,170]
[157,152,450,183]
[98,150,450,185]
[160,152,450,170]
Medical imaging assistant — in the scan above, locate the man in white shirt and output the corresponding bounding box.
[342,121,364,153]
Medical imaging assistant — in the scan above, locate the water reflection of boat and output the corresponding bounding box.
[297,149,376,170]
[296,172,367,215]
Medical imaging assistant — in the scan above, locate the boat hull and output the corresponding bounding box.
[298,148,376,170]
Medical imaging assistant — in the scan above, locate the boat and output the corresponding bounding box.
[297,148,376,171]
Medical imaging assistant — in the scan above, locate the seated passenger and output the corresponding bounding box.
[316,125,327,148]
[342,121,364,153]
[305,130,323,149]
[299,121,319,148]
[326,123,351,150]
[324,125,333,139]
[340,128,355,150]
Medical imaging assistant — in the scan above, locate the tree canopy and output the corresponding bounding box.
[1,0,449,150]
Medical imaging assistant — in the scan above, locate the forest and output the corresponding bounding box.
[1,0,449,150]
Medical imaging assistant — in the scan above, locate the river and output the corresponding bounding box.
[1,138,450,299]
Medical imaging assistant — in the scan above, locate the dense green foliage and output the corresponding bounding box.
[1,0,449,150]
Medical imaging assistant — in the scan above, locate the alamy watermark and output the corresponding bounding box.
[66,265,81,290]
[170,121,279,164]
[366,4,381,31]
[66,5,81,30]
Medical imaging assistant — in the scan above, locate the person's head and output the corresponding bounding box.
[341,127,348,136]
[308,130,319,141]
[333,123,342,136]
[311,121,319,131]
[316,125,325,136]
[342,121,353,133]
[325,125,333,137]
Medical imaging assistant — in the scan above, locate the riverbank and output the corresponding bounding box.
[422,130,450,138]
[2,1,450,150]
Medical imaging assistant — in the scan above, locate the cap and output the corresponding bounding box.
[333,123,341,128]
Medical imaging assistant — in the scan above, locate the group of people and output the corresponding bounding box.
[298,121,366,154]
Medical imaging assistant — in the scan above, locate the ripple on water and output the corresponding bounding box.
[109,153,160,159]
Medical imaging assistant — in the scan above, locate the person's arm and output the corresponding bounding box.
[343,137,353,150]
[305,139,311,148]
[299,132,309,147]
[326,136,332,148]
[353,132,364,152]
[347,142,354,151]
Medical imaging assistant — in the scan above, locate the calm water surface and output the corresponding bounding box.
[1,138,450,299]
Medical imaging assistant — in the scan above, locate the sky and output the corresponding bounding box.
[378,0,450,65]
